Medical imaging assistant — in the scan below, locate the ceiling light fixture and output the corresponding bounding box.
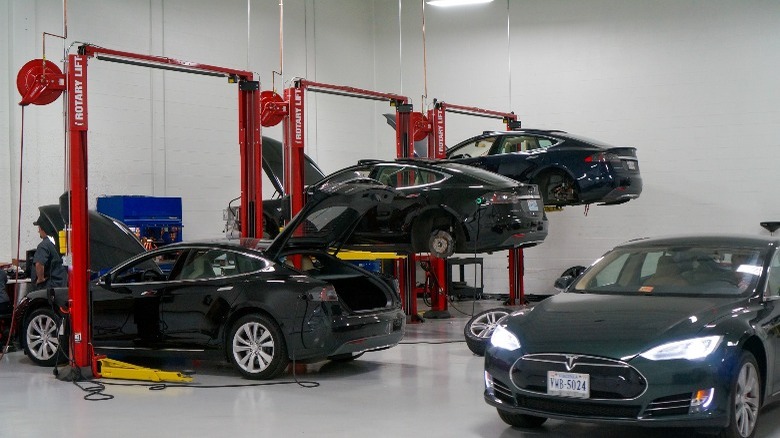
[427,0,494,7]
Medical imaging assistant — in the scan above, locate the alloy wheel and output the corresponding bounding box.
[26,312,60,363]
[232,321,275,374]
[734,360,760,437]
[469,309,509,339]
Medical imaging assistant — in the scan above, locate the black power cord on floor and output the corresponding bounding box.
[70,376,321,402]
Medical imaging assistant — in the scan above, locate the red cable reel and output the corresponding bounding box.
[16,59,66,106]
[259,90,287,127]
[410,111,430,143]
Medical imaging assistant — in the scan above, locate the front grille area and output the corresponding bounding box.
[491,377,641,419]
[644,393,691,418]
[510,353,647,400]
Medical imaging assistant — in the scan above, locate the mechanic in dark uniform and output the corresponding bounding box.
[32,218,68,290]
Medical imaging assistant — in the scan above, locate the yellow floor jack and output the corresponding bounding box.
[93,355,194,383]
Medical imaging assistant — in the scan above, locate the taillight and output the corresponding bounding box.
[487,192,520,204]
[309,285,338,302]
[584,152,619,163]
[478,189,538,206]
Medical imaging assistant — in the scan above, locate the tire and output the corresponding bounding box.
[718,351,761,438]
[538,171,577,206]
[464,308,511,356]
[429,229,455,259]
[228,314,288,380]
[24,307,67,366]
[497,409,547,428]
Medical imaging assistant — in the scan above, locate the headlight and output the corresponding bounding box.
[639,336,722,361]
[490,325,521,351]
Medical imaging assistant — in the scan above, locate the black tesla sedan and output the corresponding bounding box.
[15,183,406,380]
[484,235,780,438]
[310,159,548,258]
[446,129,642,206]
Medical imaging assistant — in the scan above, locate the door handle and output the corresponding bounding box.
[217,286,234,292]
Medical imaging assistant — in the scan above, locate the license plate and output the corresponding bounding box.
[626,161,636,170]
[547,371,590,398]
[526,199,539,212]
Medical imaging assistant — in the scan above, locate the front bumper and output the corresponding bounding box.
[483,347,734,428]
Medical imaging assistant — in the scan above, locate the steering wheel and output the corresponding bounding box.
[142,269,162,282]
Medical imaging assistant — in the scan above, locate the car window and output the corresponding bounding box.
[765,250,780,298]
[316,167,372,190]
[372,165,447,188]
[175,248,264,280]
[500,136,545,153]
[112,248,187,284]
[574,245,765,296]
[448,136,497,158]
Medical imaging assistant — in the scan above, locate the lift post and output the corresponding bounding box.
[259,79,422,319]
[426,100,525,306]
[57,45,264,375]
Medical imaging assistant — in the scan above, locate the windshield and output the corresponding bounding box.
[573,245,765,297]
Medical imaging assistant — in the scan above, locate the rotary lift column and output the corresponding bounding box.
[428,100,525,306]
[417,104,450,319]
[259,80,422,321]
[18,44,264,377]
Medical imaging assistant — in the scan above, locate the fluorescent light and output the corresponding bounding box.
[427,0,494,7]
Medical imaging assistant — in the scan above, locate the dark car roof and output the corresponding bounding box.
[343,158,529,188]
[156,238,267,254]
[472,129,617,149]
[617,234,779,249]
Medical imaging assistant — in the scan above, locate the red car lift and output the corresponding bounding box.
[424,100,526,306]
[258,80,425,320]
[17,46,263,376]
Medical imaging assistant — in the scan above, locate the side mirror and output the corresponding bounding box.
[554,275,575,291]
[99,273,112,288]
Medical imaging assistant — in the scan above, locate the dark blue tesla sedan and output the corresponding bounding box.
[446,129,642,206]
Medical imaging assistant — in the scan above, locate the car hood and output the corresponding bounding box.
[36,204,146,275]
[261,136,325,195]
[263,180,396,260]
[505,292,745,360]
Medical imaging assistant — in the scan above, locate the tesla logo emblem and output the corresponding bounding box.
[565,355,579,371]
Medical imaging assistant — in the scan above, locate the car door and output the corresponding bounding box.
[363,164,440,242]
[160,248,244,350]
[92,247,186,348]
[481,135,549,183]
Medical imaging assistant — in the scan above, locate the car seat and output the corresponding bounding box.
[182,255,215,279]
[645,255,687,286]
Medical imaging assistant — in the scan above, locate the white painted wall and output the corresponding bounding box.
[3,0,780,297]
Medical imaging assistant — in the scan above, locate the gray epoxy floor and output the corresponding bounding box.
[2,299,780,438]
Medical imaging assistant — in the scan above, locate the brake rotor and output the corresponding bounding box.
[259,90,286,127]
[16,59,64,106]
